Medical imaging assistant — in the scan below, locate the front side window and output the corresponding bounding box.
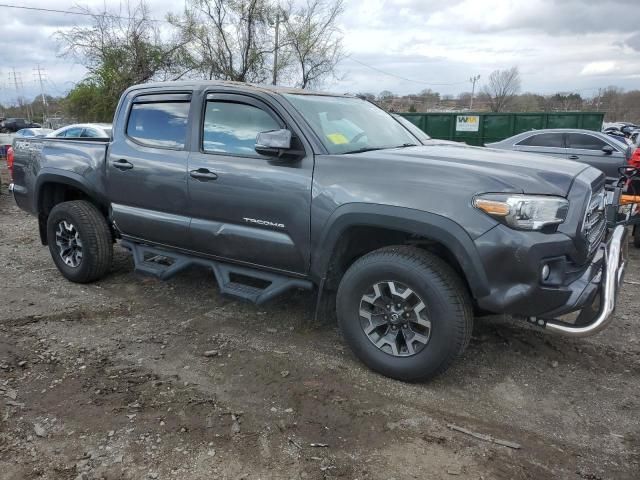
[202,101,280,155]
[566,133,609,151]
[517,133,565,148]
[284,94,417,154]
[127,101,190,149]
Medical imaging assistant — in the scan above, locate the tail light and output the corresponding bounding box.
[6,146,14,181]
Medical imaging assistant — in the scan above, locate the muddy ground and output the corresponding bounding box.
[0,167,638,480]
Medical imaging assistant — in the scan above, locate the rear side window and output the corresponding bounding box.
[566,133,608,151]
[202,101,280,155]
[62,127,84,138]
[517,133,565,148]
[81,128,101,138]
[127,101,190,149]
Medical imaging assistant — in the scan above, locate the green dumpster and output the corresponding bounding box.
[398,112,605,146]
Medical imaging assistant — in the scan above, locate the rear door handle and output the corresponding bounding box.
[568,155,580,160]
[112,159,134,170]
[190,168,218,181]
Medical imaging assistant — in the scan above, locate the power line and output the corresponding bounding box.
[0,3,170,23]
[347,57,468,87]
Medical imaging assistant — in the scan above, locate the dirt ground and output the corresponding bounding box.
[0,167,639,480]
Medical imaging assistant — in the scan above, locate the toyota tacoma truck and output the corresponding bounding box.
[9,81,629,381]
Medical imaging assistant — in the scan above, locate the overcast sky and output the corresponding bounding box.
[1,0,639,105]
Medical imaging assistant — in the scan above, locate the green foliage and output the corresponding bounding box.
[64,81,115,123]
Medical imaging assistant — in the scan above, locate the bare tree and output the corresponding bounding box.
[169,0,273,82]
[482,67,521,112]
[168,0,344,88]
[58,1,186,86]
[281,0,344,88]
[378,90,394,101]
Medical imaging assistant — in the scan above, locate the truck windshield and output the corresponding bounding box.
[283,94,418,154]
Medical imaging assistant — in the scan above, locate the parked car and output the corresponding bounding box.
[48,123,112,139]
[392,114,463,146]
[487,129,632,183]
[0,118,41,133]
[15,128,54,138]
[10,81,628,381]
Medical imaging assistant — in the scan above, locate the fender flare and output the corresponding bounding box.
[34,169,106,214]
[310,203,490,299]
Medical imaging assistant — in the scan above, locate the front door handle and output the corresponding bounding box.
[568,155,580,160]
[112,159,134,170]
[190,168,218,181]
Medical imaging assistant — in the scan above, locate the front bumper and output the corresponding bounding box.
[539,225,628,336]
[474,225,628,337]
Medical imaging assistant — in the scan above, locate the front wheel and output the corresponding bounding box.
[46,200,113,283]
[336,246,473,382]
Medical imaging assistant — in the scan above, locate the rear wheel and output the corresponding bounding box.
[46,200,113,283]
[336,246,473,381]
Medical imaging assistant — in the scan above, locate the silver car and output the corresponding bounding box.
[487,129,631,183]
[15,128,54,138]
[47,123,113,139]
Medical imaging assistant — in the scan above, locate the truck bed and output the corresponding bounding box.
[12,137,110,215]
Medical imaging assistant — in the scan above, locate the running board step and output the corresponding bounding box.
[121,240,312,304]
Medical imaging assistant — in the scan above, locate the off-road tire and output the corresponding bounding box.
[46,200,113,283]
[336,246,473,382]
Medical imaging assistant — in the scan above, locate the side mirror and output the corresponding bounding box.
[618,166,639,179]
[602,145,615,155]
[255,129,292,157]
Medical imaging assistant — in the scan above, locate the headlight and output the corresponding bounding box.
[473,194,569,230]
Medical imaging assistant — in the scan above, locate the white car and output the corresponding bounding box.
[15,128,54,138]
[47,123,112,139]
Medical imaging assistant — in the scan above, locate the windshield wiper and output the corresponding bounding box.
[391,143,419,149]
[341,143,418,155]
[341,146,389,155]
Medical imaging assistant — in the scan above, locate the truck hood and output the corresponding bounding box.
[357,144,589,196]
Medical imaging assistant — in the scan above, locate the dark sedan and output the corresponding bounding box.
[487,128,631,183]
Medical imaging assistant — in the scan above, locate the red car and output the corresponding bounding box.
[627,147,640,247]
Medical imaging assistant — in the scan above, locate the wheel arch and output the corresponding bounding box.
[35,171,109,245]
[311,203,490,300]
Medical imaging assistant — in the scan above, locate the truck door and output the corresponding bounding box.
[187,92,313,275]
[107,92,192,249]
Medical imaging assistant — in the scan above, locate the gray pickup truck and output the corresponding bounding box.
[10,81,628,381]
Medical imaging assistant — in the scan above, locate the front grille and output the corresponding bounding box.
[582,187,606,255]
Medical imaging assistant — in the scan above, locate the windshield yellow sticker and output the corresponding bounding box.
[326,133,349,144]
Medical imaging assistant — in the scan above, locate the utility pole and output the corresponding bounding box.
[272,10,280,86]
[34,65,48,123]
[469,74,480,110]
[10,68,26,118]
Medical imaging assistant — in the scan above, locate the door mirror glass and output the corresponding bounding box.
[255,128,300,157]
[256,129,292,149]
[602,144,615,154]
